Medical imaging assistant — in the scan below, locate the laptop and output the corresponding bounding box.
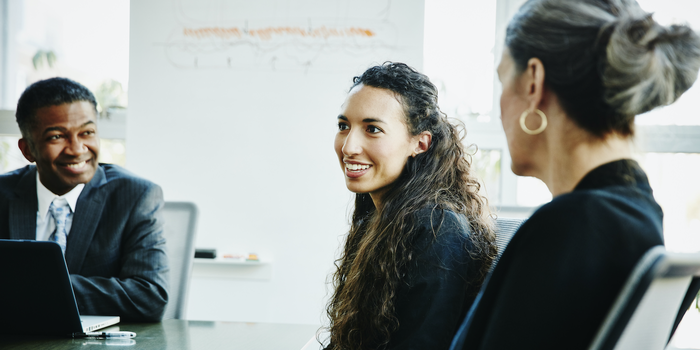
[0,239,120,336]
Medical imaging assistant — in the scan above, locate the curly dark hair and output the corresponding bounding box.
[325,62,496,350]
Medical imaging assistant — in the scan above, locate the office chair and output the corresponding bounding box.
[588,246,700,350]
[491,217,524,272]
[669,277,700,344]
[161,201,199,320]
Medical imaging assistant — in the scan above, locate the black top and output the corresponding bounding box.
[327,208,484,350]
[450,159,664,350]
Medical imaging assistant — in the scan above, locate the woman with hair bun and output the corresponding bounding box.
[325,62,496,350]
[450,0,700,349]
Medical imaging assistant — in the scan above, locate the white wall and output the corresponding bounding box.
[127,0,424,325]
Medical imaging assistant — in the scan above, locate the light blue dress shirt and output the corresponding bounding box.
[35,172,85,241]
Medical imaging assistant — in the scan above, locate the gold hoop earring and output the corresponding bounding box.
[519,109,547,135]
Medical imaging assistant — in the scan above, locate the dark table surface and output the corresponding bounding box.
[0,319,321,350]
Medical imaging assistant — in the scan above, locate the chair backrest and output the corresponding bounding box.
[161,201,199,320]
[588,246,700,350]
[490,217,524,272]
[669,276,700,342]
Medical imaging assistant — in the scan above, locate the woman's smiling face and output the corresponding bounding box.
[334,84,419,205]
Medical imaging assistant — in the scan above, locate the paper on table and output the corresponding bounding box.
[301,336,320,350]
[300,329,328,350]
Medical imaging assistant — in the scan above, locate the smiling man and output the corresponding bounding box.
[0,78,168,322]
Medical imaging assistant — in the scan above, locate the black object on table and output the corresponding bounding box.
[194,248,217,259]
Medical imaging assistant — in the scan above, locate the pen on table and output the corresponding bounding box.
[77,331,136,338]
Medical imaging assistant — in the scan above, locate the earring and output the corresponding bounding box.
[519,109,547,135]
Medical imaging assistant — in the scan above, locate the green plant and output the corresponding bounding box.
[32,50,57,70]
[93,79,127,118]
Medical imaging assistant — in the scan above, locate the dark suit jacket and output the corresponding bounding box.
[450,159,664,350]
[0,164,168,322]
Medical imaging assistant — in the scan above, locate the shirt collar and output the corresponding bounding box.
[36,171,85,217]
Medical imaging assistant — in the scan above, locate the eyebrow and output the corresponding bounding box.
[42,120,96,135]
[336,115,386,124]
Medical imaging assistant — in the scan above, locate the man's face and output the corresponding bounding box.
[19,101,100,195]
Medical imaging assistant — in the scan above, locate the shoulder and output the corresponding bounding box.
[101,164,152,184]
[413,207,470,241]
[97,164,160,192]
[411,207,472,260]
[0,164,33,181]
[510,187,663,261]
[85,164,162,205]
[414,206,469,231]
[0,165,34,196]
[529,187,661,237]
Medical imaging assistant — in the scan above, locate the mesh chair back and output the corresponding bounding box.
[161,202,199,320]
[589,246,700,350]
[491,217,524,272]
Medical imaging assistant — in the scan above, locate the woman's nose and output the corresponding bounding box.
[342,131,362,156]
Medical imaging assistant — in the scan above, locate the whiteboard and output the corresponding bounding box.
[128,0,424,324]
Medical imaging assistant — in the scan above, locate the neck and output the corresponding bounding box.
[369,191,384,211]
[541,131,631,197]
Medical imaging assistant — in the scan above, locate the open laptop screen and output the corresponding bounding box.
[0,239,118,336]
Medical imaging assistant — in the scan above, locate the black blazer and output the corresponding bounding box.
[388,208,483,349]
[450,159,664,350]
[0,164,168,321]
[326,208,484,350]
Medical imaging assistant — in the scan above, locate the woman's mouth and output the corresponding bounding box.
[345,163,371,178]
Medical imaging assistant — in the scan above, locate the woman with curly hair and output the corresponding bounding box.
[325,62,496,350]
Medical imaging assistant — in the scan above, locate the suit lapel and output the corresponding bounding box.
[9,167,38,240]
[65,166,107,273]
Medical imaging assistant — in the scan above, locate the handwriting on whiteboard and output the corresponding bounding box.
[159,21,398,71]
[156,0,401,72]
[182,26,376,40]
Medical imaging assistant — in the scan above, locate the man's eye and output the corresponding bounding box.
[82,130,95,136]
[47,135,61,140]
[338,123,349,131]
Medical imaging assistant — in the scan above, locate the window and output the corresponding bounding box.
[0,0,129,168]
[424,0,497,124]
[425,0,700,346]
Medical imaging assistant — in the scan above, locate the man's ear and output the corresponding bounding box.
[413,131,432,157]
[18,138,36,163]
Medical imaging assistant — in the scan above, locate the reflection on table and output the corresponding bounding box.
[0,319,320,350]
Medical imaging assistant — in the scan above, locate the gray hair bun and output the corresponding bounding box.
[603,13,700,117]
[506,0,700,136]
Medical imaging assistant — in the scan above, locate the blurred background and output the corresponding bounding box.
[0,0,698,348]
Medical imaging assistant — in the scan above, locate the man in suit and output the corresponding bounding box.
[0,77,168,322]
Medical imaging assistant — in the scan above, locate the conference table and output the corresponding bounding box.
[0,319,321,349]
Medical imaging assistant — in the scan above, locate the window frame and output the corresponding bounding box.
[469,0,700,216]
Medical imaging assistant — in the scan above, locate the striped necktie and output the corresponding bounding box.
[49,198,71,255]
